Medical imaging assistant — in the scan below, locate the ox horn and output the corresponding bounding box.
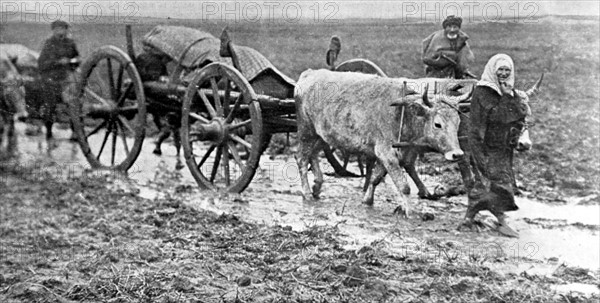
[422,83,433,107]
[440,86,472,104]
[526,73,544,97]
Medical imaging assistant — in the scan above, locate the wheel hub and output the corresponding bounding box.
[194,118,227,144]
[87,103,119,119]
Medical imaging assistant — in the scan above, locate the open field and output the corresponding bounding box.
[1,15,599,302]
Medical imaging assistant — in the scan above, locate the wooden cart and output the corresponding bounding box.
[70,25,389,192]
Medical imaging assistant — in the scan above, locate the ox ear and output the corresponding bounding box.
[445,83,464,96]
[526,73,544,97]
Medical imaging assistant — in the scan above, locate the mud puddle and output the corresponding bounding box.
[5,123,600,290]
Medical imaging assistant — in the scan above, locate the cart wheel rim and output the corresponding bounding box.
[181,63,263,193]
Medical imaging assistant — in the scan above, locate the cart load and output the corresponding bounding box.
[141,25,294,98]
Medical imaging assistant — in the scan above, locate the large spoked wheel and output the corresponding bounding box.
[181,63,264,193]
[70,46,146,171]
[324,59,387,177]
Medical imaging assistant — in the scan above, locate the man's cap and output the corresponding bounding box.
[51,20,70,29]
[442,15,462,29]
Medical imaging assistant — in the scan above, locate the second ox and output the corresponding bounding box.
[404,77,541,199]
[294,69,471,215]
[1,52,28,152]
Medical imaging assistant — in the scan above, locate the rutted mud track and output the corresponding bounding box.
[1,126,599,302]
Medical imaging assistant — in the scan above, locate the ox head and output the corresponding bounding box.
[514,73,544,151]
[392,82,471,161]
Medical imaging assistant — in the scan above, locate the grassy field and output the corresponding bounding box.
[2,16,598,200]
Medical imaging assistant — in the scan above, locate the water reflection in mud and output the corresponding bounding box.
[6,124,600,276]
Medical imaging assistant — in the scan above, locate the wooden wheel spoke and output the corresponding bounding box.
[116,120,130,155]
[117,117,129,154]
[227,141,244,169]
[211,78,223,116]
[189,112,209,124]
[198,89,217,118]
[198,144,216,167]
[223,79,231,117]
[86,120,108,139]
[117,82,133,106]
[118,105,138,112]
[228,119,251,130]
[229,134,252,150]
[96,122,112,160]
[111,126,118,165]
[84,87,111,106]
[107,58,116,100]
[225,95,243,123]
[223,143,230,186]
[118,116,134,134]
[210,147,222,182]
[116,64,125,96]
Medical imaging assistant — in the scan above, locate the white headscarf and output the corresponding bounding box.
[477,54,515,96]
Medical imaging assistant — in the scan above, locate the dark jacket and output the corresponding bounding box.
[38,35,79,81]
[469,85,529,151]
[422,30,474,78]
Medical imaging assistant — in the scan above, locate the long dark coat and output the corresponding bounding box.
[466,85,529,216]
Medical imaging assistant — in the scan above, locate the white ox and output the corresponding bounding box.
[294,69,471,215]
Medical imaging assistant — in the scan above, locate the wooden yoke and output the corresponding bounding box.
[391,82,430,149]
[220,28,242,74]
[396,81,407,144]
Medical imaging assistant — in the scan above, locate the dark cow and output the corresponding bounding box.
[294,69,471,215]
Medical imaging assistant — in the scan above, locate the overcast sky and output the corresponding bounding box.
[1,1,599,22]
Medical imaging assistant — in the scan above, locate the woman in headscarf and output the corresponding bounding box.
[462,54,530,237]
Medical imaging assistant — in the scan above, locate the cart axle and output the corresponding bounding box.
[192,119,225,143]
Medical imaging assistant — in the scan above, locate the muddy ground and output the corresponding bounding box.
[1,15,599,303]
[1,128,599,303]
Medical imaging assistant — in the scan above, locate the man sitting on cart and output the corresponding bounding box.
[422,15,475,79]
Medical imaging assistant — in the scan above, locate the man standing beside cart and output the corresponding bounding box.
[37,20,80,140]
[422,15,475,79]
